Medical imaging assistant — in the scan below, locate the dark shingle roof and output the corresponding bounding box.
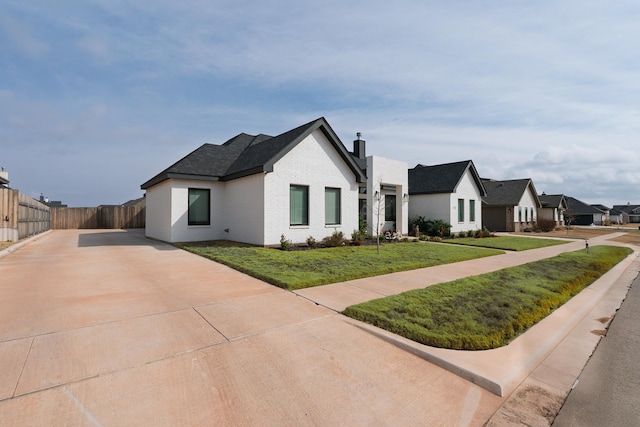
[408,160,486,196]
[481,178,540,207]
[565,196,604,214]
[141,117,366,189]
[538,194,566,209]
[613,204,640,214]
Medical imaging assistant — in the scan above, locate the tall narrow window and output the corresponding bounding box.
[469,199,476,222]
[188,188,210,226]
[458,199,465,222]
[518,207,523,222]
[359,199,367,222]
[290,185,309,226]
[325,187,341,225]
[385,195,396,222]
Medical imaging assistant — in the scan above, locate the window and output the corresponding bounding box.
[469,199,475,222]
[188,188,210,226]
[518,207,522,222]
[530,207,534,222]
[290,185,309,226]
[359,199,367,222]
[325,187,341,225]
[385,195,396,222]
[458,199,464,222]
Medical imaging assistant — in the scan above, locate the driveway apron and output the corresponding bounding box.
[0,230,503,426]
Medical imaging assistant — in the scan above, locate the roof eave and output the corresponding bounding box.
[141,172,221,190]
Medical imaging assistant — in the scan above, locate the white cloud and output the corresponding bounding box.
[2,1,640,207]
[0,12,49,56]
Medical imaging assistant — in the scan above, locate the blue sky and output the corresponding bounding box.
[1,1,638,207]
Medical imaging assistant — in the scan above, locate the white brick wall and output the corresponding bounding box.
[264,129,360,245]
[366,156,409,235]
[408,168,483,234]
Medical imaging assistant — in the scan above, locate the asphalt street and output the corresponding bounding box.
[553,271,640,426]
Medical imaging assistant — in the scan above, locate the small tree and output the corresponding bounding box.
[372,179,386,255]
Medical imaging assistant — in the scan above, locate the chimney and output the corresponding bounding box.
[353,132,366,160]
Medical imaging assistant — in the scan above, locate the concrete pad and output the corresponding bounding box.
[0,338,32,400]
[0,230,277,341]
[295,282,387,312]
[0,316,503,426]
[196,291,333,339]
[15,309,226,396]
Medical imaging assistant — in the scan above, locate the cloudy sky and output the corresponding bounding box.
[1,1,638,207]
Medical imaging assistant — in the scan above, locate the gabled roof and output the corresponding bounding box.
[565,196,605,214]
[481,178,541,207]
[408,160,486,196]
[538,194,567,209]
[613,204,640,215]
[609,206,624,215]
[141,117,366,189]
[591,204,610,212]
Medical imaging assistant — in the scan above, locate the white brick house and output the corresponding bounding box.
[141,118,407,246]
[408,160,486,234]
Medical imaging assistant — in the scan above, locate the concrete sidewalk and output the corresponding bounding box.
[0,229,637,426]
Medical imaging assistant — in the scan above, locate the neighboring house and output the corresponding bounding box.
[613,204,640,224]
[481,178,541,232]
[607,206,624,225]
[538,193,567,227]
[141,117,407,246]
[408,160,486,234]
[564,196,606,226]
[0,168,9,188]
[591,204,612,224]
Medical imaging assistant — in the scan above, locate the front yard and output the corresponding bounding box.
[181,241,503,290]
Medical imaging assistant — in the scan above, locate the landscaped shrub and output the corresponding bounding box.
[323,230,346,247]
[535,218,557,232]
[306,236,317,248]
[351,229,366,244]
[280,234,291,251]
[408,216,429,236]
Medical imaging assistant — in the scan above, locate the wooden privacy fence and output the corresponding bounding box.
[0,187,51,241]
[51,205,145,229]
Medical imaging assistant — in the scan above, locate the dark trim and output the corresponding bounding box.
[187,188,211,226]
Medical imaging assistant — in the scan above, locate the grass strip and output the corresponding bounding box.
[180,241,502,290]
[342,245,632,350]
[446,236,568,251]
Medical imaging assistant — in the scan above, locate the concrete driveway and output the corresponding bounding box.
[0,230,503,426]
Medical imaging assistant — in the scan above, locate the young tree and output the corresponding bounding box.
[372,179,385,255]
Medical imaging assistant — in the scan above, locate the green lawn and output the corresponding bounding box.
[446,235,569,251]
[343,245,632,350]
[181,241,503,290]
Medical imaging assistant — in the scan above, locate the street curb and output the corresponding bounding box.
[0,230,52,259]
